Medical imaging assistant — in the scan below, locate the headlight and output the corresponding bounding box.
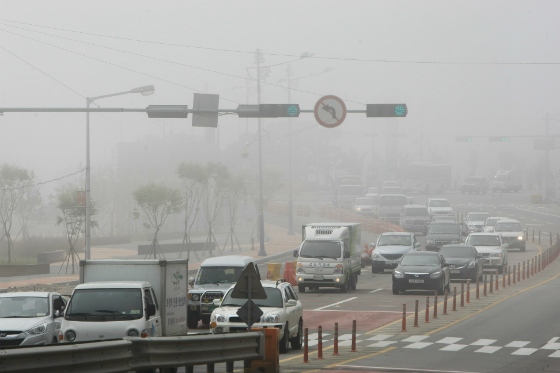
[430,271,442,278]
[518,236,523,240]
[372,252,383,260]
[127,329,139,337]
[191,294,200,301]
[333,265,343,274]
[264,315,280,323]
[426,240,435,244]
[467,261,476,268]
[450,241,460,244]
[65,330,76,342]
[490,253,502,257]
[297,267,305,273]
[393,270,405,278]
[212,314,226,323]
[26,323,47,335]
[356,207,361,211]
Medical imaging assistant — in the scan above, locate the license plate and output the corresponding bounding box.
[313,275,324,280]
[409,279,424,283]
[451,270,460,274]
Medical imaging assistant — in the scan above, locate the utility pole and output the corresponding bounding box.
[255,49,267,256]
[286,64,295,235]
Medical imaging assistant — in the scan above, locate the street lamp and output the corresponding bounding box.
[85,85,155,260]
[246,50,311,256]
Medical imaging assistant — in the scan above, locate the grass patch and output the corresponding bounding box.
[0,257,38,265]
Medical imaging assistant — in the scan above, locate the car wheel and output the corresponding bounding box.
[350,274,357,290]
[392,285,401,295]
[52,336,59,344]
[290,319,303,350]
[340,280,348,293]
[201,315,211,325]
[361,262,365,268]
[437,279,445,295]
[298,284,306,293]
[279,323,290,353]
[187,311,199,329]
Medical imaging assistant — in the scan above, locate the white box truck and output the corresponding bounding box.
[491,170,522,192]
[60,259,188,343]
[294,223,361,293]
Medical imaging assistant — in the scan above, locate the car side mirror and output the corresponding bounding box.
[287,300,297,307]
[188,277,195,286]
[53,296,64,312]
[415,243,421,249]
[146,304,156,319]
[213,299,221,306]
[293,249,299,258]
[344,251,350,259]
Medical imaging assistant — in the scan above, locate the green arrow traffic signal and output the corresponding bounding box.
[456,136,473,142]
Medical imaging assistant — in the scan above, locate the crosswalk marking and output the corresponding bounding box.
[549,351,560,358]
[402,335,430,343]
[440,344,468,351]
[404,342,433,349]
[512,348,537,355]
[367,334,394,341]
[470,339,497,346]
[436,337,463,344]
[475,346,502,354]
[504,341,530,348]
[541,343,560,350]
[366,341,397,348]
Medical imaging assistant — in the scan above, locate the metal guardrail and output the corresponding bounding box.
[0,331,265,373]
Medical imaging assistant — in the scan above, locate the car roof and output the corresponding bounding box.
[379,231,412,236]
[201,256,255,267]
[487,216,508,220]
[430,221,458,225]
[440,244,476,250]
[379,194,406,197]
[405,251,438,256]
[495,218,520,223]
[468,233,500,236]
[428,198,449,201]
[468,212,490,215]
[76,282,150,289]
[0,292,51,298]
[404,204,427,208]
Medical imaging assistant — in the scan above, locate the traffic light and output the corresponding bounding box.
[366,104,408,117]
[237,104,300,118]
[456,136,473,142]
[489,136,510,142]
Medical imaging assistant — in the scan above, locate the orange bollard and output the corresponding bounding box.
[460,284,465,307]
[414,300,419,327]
[522,261,525,280]
[351,320,357,352]
[466,279,470,303]
[508,266,511,286]
[513,265,516,284]
[495,271,499,291]
[433,292,438,319]
[401,304,407,332]
[476,277,480,300]
[425,297,430,323]
[333,323,339,356]
[443,290,448,315]
[303,328,309,363]
[503,268,506,288]
[518,263,521,282]
[452,287,457,311]
[317,325,323,359]
[483,274,487,296]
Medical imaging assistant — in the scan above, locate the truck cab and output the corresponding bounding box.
[294,223,361,293]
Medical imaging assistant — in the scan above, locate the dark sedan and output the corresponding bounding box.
[439,244,483,283]
[425,222,462,251]
[392,251,451,295]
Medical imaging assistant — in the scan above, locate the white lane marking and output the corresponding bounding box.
[366,341,397,348]
[440,344,468,351]
[540,342,560,350]
[369,288,383,293]
[307,340,318,347]
[470,339,497,346]
[512,348,538,355]
[404,342,433,349]
[367,334,394,341]
[339,340,363,346]
[436,337,463,344]
[339,333,362,340]
[339,365,480,373]
[549,351,560,358]
[505,341,530,348]
[475,346,502,353]
[547,337,560,344]
[402,335,430,343]
[313,297,358,311]
[307,333,330,339]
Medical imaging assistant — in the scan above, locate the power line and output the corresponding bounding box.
[0,24,365,105]
[1,18,560,66]
[0,168,85,191]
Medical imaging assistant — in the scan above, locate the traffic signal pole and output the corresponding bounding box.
[256,50,268,257]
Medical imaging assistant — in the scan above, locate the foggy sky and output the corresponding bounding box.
[1,0,559,189]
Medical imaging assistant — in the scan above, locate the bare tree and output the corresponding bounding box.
[177,162,207,261]
[15,187,43,240]
[0,164,34,263]
[223,175,246,252]
[55,185,98,274]
[132,183,182,259]
[201,162,229,256]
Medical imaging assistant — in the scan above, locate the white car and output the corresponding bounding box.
[494,219,525,251]
[210,280,303,353]
[0,292,66,346]
[465,233,509,274]
[483,216,509,232]
[428,198,454,217]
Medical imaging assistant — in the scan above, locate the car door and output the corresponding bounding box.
[285,286,301,337]
[439,254,450,285]
[144,288,162,337]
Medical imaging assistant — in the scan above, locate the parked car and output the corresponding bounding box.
[188,256,260,329]
[461,212,491,235]
[375,194,408,224]
[210,280,303,353]
[483,216,509,232]
[461,177,489,194]
[392,251,451,295]
[439,244,483,282]
[425,221,462,251]
[366,187,379,197]
[427,198,454,218]
[406,196,415,205]
[371,232,420,273]
[0,292,66,347]
[400,204,430,234]
[493,219,525,251]
[382,186,401,194]
[491,170,522,192]
[353,197,376,216]
[464,233,509,274]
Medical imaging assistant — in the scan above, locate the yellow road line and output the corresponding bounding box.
[325,347,397,368]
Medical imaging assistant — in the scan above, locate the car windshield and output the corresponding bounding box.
[65,289,143,320]
[197,266,244,284]
[339,186,363,195]
[380,196,407,206]
[440,247,475,258]
[378,235,411,246]
[221,287,283,308]
[433,216,456,222]
[0,297,49,318]
[469,213,490,222]
[428,223,459,234]
[300,241,341,259]
[406,208,428,217]
[355,198,374,205]
[429,200,450,207]
[494,222,522,232]
[401,255,440,266]
[382,187,401,193]
[367,187,378,194]
[467,235,501,246]
[485,218,500,226]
